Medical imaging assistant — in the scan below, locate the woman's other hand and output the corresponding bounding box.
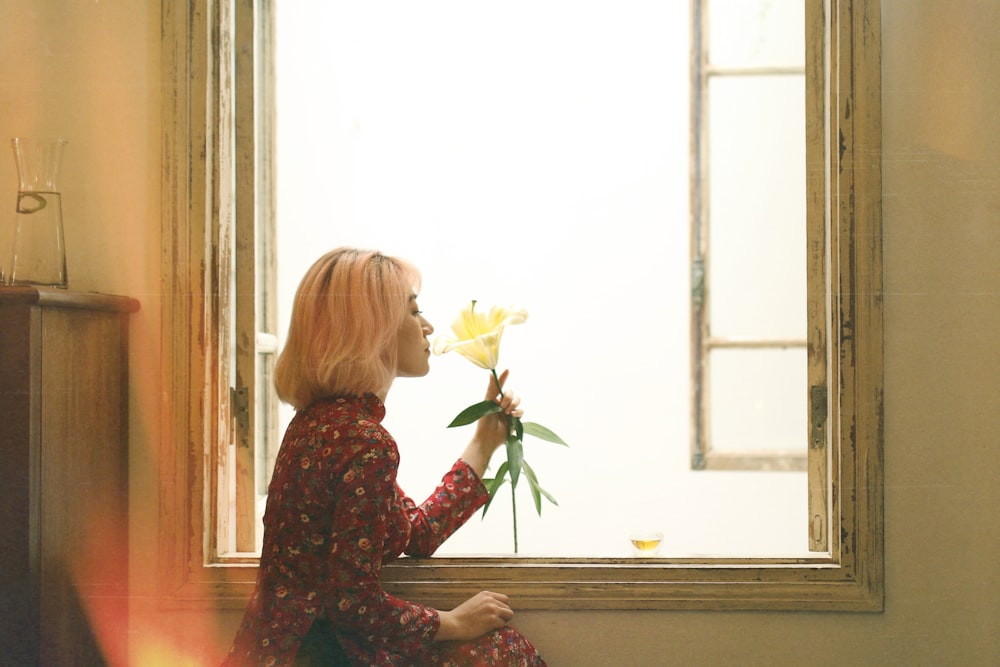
[435,591,514,642]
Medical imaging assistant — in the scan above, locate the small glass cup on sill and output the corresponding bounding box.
[629,530,664,556]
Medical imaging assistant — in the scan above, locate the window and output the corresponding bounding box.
[690,0,808,472]
[161,0,884,610]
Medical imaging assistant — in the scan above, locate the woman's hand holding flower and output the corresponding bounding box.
[462,370,522,481]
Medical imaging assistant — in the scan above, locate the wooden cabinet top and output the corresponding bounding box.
[0,286,139,313]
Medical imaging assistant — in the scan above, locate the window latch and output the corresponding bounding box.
[810,384,827,449]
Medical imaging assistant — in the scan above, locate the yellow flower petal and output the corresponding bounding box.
[432,301,527,370]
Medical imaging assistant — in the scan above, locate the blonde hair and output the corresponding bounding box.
[274,247,421,410]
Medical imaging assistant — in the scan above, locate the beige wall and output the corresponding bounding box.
[1,1,997,664]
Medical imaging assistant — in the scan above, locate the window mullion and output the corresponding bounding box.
[690,0,710,470]
[255,0,279,538]
[805,0,831,553]
[232,0,258,554]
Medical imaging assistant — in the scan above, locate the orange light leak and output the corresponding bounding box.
[72,510,223,666]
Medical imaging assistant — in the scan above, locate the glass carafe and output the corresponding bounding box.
[7,138,68,288]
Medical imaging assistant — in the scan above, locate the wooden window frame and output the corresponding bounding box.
[160,0,884,611]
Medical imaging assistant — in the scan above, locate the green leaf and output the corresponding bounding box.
[537,485,558,507]
[522,421,568,446]
[481,478,508,517]
[485,461,509,494]
[505,434,523,489]
[513,415,524,442]
[481,461,509,517]
[522,460,558,515]
[523,460,543,514]
[481,476,500,496]
[448,400,503,428]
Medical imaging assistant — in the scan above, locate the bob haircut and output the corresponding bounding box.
[274,247,421,410]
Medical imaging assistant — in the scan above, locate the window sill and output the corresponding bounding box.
[167,553,880,613]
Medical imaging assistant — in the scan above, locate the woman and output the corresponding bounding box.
[223,247,547,666]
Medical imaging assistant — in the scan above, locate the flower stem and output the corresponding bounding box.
[490,367,519,553]
[490,368,503,400]
[512,483,519,553]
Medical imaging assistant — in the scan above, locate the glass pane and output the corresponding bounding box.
[709,347,807,453]
[273,1,810,557]
[707,74,806,339]
[708,0,804,68]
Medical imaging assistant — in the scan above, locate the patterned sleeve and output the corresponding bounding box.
[324,435,440,658]
[401,459,490,557]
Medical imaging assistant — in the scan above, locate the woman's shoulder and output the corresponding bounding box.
[269,395,398,494]
[300,393,386,424]
[287,394,396,460]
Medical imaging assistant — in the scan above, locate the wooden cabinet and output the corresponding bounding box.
[0,287,138,666]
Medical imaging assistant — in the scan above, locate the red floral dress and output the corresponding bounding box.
[222,394,546,666]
